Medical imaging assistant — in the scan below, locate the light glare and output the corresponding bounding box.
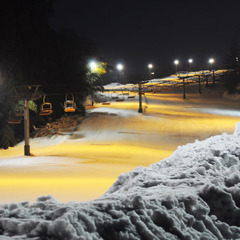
[148,64,153,69]
[209,58,215,64]
[89,61,97,71]
[117,63,123,71]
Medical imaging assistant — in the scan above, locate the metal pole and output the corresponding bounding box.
[138,82,143,113]
[24,99,30,156]
[212,70,215,85]
[198,75,201,94]
[183,78,186,99]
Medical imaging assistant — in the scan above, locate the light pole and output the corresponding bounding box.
[194,74,202,94]
[24,99,30,156]
[117,63,123,83]
[177,72,188,99]
[188,58,193,72]
[148,64,153,79]
[208,58,215,85]
[138,80,148,113]
[174,60,179,73]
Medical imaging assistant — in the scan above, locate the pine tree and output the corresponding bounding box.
[0,125,16,149]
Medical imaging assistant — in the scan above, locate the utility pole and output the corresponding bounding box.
[178,76,189,99]
[194,75,202,94]
[15,85,41,156]
[138,81,148,113]
[212,70,215,85]
[183,78,186,99]
[205,75,209,87]
[24,99,30,156]
[138,82,143,113]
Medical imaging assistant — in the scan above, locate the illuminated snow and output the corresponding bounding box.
[0,124,240,239]
[1,79,240,239]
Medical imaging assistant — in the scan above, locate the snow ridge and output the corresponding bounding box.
[0,124,240,239]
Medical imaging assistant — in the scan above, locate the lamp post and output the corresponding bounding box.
[174,60,179,73]
[138,80,148,113]
[188,58,193,72]
[117,63,123,83]
[194,74,202,94]
[148,64,153,79]
[138,82,143,113]
[24,99,30,156]
[177,72,188,99]
[208,58,215,85]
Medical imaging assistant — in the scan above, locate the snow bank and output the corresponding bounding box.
[1,123,240,239]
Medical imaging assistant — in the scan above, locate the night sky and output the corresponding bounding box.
[51,0,240,75]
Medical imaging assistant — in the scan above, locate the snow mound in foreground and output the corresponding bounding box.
[1,124,240,240]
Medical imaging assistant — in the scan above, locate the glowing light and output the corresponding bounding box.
[117,63,123,71]
[209,58,215,64]
[148,64,153,69]
[174,60,179,65]
[188,59,193,63]
[89,61,97,71]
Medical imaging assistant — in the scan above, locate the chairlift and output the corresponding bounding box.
[64,93,76,113]
[102,102,111,105]
[8,112,21,124]
[15,110,24,117]
[40,95,53,116]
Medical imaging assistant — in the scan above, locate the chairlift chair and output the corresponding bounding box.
[8,112,21,124]
[64,93,76,113]
[15,111,24,117]
[40,95,53,116]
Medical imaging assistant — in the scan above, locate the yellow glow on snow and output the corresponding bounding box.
[0,177,115,203]
[1,91,240,203]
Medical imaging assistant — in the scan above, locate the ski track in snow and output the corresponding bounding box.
[0,124,240,239]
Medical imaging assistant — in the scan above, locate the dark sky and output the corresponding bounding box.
[51,0,240,74]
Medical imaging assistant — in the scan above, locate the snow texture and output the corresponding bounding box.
[0,123,240,239]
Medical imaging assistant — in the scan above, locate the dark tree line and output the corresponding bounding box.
[0,0,102,148]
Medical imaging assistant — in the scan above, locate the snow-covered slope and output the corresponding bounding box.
[0,123,240,239]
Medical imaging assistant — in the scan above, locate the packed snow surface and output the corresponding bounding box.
[1,123,240,239]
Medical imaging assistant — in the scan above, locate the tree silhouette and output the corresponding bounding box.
[0,0,102,148]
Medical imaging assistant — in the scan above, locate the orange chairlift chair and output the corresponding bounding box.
[64,93,76,113]
[39,95,53,116]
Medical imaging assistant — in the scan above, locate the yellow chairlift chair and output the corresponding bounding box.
[64,93,76,113]
[39,95,53,116]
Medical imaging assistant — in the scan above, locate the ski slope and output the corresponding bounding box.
[0,82,240,204]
